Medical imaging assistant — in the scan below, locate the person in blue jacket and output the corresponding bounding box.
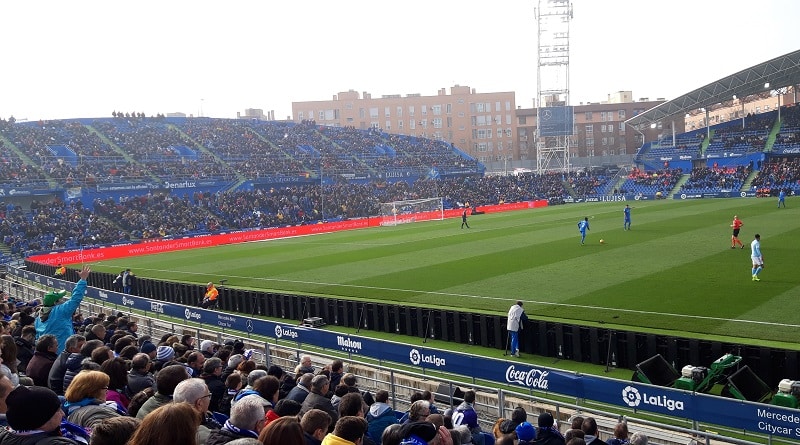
[366,390,398,445]
[36,265,91,354]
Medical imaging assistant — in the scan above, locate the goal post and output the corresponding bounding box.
[378,197,444,226]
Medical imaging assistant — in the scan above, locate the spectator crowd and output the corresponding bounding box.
[0,266,651,445]
[0,170,623,255]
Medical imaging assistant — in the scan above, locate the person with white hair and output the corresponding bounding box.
[630,432,648,445]
[222,354,244,382]
[174,378,220,444]
[205,397,266,445]
[230,369,267,408]
[296,355,314,375]
[200,340,218,358]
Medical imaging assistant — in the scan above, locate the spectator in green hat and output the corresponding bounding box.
[35,266,90,354]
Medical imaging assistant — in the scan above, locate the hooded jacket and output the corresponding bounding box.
[35,279,87,355]
[321,433,357,445]
[366,402,398,445]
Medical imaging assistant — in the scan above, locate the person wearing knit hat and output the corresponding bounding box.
[136,335,152,347]
[538,412,554,428]
[35,265,91,355]
[512,407,528,426]
[156,345,175,362]
[141,341,157,358]
[400,421,438,445]
[0,385,76,443]
[516,422,537,444]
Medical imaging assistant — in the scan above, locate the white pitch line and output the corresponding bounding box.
[111,265,800,330]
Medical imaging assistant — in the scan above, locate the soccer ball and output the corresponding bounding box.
[599,239,605,244]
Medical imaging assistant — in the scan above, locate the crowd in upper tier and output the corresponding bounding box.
[0,117,480,187]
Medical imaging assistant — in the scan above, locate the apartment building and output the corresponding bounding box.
[292,87,675,164]
[516,97,673,161]
[292,85,515,163]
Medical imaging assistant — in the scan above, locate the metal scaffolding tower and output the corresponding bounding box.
[535,0,574,173]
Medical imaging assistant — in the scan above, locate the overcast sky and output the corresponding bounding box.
[2,0,799,122]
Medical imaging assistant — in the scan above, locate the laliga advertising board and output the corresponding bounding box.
[25,271,800,441]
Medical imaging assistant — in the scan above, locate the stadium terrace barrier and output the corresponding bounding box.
[53,300,762,445]
[12,267,800,442]
[565,192,759,203]
[673,191,758,199]
[26,200,548,266]
[24,259,800,393]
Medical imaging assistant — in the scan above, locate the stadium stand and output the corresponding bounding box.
[681,165,752,194]
[3,107,800,258]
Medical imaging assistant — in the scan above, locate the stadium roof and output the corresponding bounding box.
[625,49,800,128]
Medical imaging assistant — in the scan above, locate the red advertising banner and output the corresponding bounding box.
[28,200,548,265]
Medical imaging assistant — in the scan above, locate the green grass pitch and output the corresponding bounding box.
[89,197,800,347]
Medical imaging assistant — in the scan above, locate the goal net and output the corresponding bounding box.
[378,197,444,226]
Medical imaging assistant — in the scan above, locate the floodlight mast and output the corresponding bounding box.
[535,0,573,174]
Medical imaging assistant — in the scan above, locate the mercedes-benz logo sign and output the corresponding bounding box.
[541,109,552,120]
[622,385,641,407]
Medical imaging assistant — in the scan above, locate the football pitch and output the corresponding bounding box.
[89,197,800,347]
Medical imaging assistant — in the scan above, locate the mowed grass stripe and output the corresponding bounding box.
[333,200,767,302]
